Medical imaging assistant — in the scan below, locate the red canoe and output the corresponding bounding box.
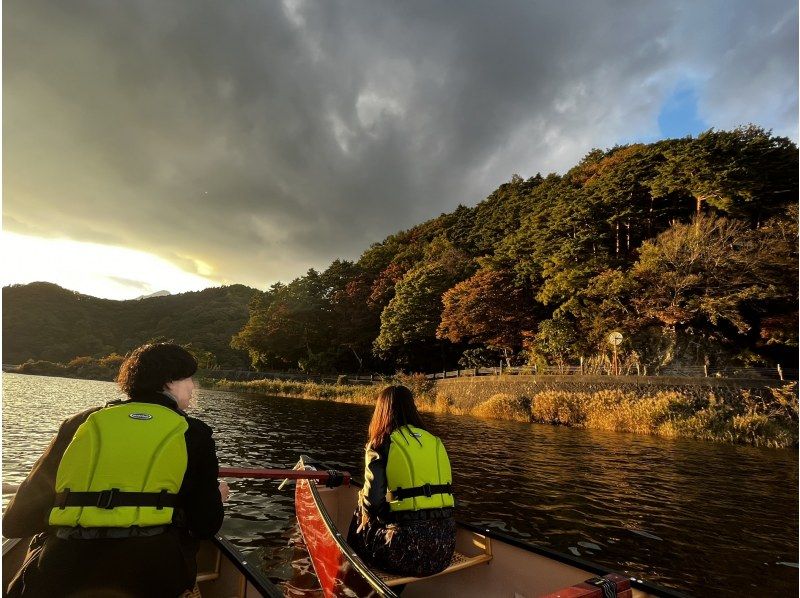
[294,456,686,598]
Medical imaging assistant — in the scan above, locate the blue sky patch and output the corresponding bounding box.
[658,85,709,139]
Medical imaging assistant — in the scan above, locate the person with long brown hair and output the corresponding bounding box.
[347,385,456,577]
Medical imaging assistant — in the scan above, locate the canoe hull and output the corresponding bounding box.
[2,534,281,598]
[294,458,685,598]
[295,476,391,597]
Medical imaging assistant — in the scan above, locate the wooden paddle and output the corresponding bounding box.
[218,466,350,486]
[1,468,349,496]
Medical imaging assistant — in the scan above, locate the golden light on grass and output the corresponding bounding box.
[209,377,799,448]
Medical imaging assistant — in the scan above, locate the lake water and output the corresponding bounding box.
[2,374,797,597]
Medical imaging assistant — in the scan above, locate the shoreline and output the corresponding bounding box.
[5,370,796,449]
[207,375,799,449]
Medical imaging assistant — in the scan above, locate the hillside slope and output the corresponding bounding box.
[2,282,258,367]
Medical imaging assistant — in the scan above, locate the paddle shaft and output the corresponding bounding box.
[0,468,349,496]
[218,467,350,484]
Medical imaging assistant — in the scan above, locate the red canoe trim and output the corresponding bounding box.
[295,478,345,596]
[295,477,390,597]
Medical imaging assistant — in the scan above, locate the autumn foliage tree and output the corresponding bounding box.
[437,269,535,365]
[628,212,798,365]
[220,126,798,373]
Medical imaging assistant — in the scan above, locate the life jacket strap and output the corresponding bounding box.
[54,488,179,510]
[392,482,452,501]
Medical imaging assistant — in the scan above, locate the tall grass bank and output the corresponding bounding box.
[206,377,379,405]
[208,375,798,448]
[434,376,798,448]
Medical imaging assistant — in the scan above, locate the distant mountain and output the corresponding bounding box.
[134,290,171,300]
[2,282,259,367]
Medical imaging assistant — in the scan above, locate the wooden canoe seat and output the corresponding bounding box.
[375,535,493,587]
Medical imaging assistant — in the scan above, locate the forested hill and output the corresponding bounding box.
[232,126,799,374]
[5,127,797,375]
[2,282,258,367]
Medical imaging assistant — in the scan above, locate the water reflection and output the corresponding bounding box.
[2,374,797,597]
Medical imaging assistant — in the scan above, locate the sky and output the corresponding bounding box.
[3,0,798,300]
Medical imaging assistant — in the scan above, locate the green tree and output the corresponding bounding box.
[374,239,474,365]
[650,126,797,217]
[530,318,580,370]
[329,274,381,371]
[230,272,332,370]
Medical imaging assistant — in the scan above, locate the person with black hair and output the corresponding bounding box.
[3,343,228,597]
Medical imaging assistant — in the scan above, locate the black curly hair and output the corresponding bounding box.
[117,343,197,398]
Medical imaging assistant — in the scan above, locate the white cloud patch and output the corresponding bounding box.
[356,90,405,130]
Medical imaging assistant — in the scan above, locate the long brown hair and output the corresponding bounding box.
[367,385,425,448]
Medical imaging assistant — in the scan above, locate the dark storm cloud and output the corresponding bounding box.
[4,0,797,288]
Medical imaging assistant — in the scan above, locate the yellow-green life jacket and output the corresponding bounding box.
[49,401,188,528]
[385,425,454,512]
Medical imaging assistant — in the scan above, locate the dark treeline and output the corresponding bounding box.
[2,283,258,367]
[233,126,798,374]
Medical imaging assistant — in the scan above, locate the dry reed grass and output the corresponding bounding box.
[525,385,797,447]
[206,376,797,448]
[472,393,532,422]
[208,378,378,405]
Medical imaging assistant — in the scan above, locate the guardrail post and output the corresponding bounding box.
[778,364,784,381]
[703,364,708,377]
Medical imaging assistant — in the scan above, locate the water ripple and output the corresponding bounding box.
[2,374,797,598]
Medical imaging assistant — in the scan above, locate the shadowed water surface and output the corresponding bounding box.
[2,374,797,597]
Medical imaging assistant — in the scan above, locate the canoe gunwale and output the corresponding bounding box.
[297,454,398,597]
[2,533,283,598]
[211,534,284,598]
[299,455,688,598]
[455,521,687,598]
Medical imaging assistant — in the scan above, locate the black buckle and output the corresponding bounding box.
[156,489,168,510]
[325,470,343,488]
[422,483,432,498]
[96,489,118,509]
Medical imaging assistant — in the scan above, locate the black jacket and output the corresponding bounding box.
[358,441,391,519]
[3,391,224,597]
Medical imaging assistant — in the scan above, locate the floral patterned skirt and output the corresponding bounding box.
[346,507,457,578]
